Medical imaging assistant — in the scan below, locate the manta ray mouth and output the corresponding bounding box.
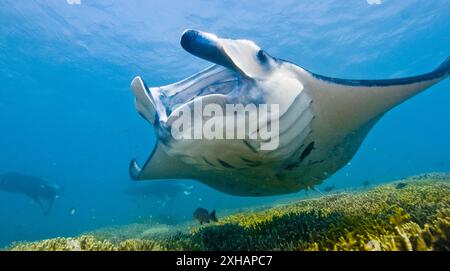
[132,29,270,125]
[132,64,242,124]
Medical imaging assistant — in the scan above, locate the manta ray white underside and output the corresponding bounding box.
[129,30,449,196]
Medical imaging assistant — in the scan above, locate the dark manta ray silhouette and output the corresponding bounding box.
[0,172,64,215]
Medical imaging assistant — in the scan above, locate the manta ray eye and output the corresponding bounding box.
[257,50,269,64]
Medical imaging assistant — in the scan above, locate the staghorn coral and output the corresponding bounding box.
[4,173,450,251]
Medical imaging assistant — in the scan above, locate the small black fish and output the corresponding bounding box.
[193,208,218,225]
[363,180,370,187]
[395,182,408,189]
[324,185,335,192]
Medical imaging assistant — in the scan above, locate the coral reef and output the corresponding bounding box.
[5,173,449,251]
[88,222,184,242]
[8,235,163,251]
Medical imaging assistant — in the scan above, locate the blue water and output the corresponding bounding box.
[0,0,449,247]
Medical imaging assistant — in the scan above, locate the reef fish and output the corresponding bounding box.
[193,207,218,225]
[129,30,450,196]
[0,172,63,215]
[395,182,408,189]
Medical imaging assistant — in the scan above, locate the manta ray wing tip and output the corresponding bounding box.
[129,159,142,180]
[435,56,450,75]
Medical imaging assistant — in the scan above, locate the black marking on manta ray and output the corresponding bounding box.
[217,159,236,169]
[138,112,147,121]
[281,143,306,171]
[284,162,300,171]
[141,79,152,94]
[300,141,315,161]
[240,157,263,166]
[240,157,254,163]
[203,157,216,167]
[243,140,258,153]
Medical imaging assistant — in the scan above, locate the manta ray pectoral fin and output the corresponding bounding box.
[308,56,450,128]
[364,56,450,107]
[311,56,450,88]
[131,76,157,124]
[180,29,273,79]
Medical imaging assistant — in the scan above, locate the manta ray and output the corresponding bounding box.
[0,172,64,214]
[129,30,449,196]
